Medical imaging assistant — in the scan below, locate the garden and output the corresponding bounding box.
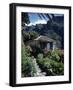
[21,13,64,77]
[21,42,64,77]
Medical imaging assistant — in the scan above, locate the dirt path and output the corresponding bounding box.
[33,58,46,77]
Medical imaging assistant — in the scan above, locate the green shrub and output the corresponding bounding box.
[51,51,60,62]
[21,44,37,77]
[22,30,39,42]
[37,50,64,76]
[37,53,43,60]
[50,60,64,75]
[47,49,62,62]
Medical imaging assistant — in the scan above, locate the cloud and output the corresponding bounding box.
[36,20,47,24]
[26,19,47,26]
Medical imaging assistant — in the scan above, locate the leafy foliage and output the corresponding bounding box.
[46,49,63,62]
[22,30,39,42]
[22,13,30,26]
[37,49,64,76]
[21,44,37,77]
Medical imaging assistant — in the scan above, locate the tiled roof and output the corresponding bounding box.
[34,35,55,42]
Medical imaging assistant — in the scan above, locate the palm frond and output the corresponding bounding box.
[40,13,48,20]
[37,13,43,20]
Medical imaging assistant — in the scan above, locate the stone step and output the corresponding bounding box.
[32,58,46,77]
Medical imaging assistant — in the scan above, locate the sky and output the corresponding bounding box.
[25,13,48,26]
[25,13,63,26]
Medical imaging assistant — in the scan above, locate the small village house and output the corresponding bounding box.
[27,35,56,54]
